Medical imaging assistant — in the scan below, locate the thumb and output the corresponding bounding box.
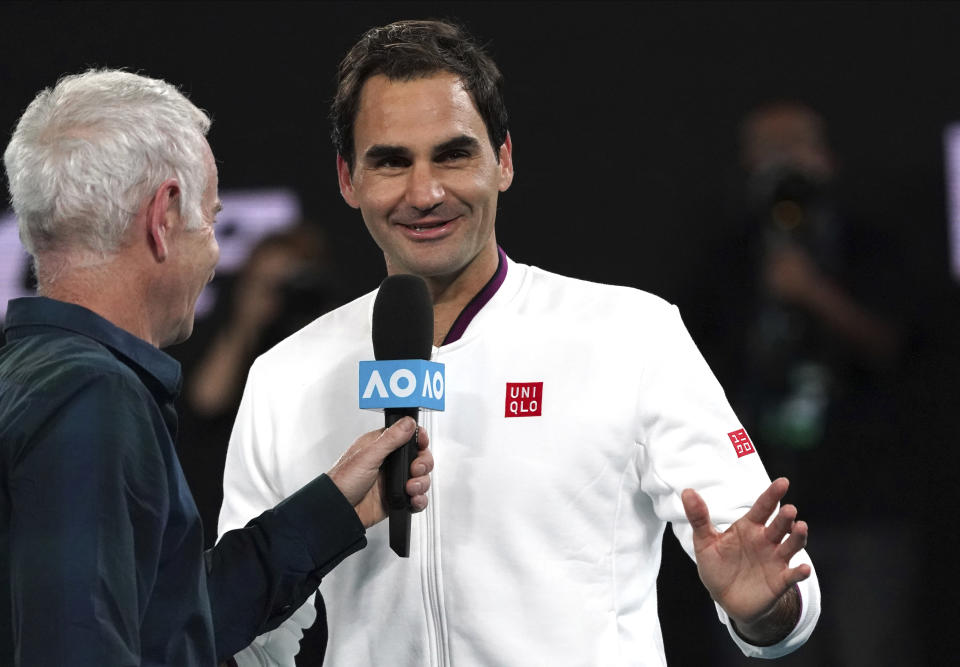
[682,488,717,544]
[375,417,416,459]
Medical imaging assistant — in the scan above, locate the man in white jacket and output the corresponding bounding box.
[220,19,820,666]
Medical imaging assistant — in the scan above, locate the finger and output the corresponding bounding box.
[406,473,431,498]
[764,504,798,544]
[776,520,808,560]
[416,425,430,450]
[682,488,718,543]
[410,448,434,477]
[765,566,811,603]
[409,492,429,512]
[744,477,790,525]
[781,562,812,588]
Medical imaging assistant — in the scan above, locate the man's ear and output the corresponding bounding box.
[145,178,181,262]
[498,131,514,192]
[337,154,361,209]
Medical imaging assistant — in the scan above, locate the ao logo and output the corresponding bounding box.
[363,367,444,400]
[358,359,446,411]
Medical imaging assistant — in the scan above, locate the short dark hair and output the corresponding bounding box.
[331,19,509,171]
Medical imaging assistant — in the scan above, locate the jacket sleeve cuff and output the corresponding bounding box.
[715,549,821,658]
[266,473,367,578]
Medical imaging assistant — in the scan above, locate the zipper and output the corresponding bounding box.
[420,406,449,666]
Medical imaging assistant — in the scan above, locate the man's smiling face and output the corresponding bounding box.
[338,72,513,281]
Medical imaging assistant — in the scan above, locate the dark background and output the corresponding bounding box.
[2,1,957,664]
[4,1,958,300]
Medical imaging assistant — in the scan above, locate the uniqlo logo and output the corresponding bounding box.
[505,382,543,417]
[728,429,755,458]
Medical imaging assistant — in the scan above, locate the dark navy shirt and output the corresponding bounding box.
[0,297,367,666]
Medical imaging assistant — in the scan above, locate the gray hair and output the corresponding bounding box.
[3,69,211,262]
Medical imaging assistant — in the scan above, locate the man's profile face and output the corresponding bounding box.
[163,142,221,346]
[338,72,513,282]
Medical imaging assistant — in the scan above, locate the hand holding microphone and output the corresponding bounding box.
[327,417,433,528]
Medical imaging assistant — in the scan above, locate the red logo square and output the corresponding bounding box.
[505,382,543,417]
[728,429,756,458]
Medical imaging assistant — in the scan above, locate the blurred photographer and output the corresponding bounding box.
[680,101,917,665]
[740,106,901,457]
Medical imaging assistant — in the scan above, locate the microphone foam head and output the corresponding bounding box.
[372,274,434,360]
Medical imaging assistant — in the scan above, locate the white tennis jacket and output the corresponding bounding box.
[220,257,820,666]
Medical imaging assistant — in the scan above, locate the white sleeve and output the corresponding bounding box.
[231,601,317,667]
[218,359,318,667]
[634,304,821,658]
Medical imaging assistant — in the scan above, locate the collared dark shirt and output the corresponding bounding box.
[0,297,366,666]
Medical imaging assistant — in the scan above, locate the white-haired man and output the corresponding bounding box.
[0,69,433,666]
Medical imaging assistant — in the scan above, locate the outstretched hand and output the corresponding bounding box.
[328,418,433,528]
[682,478,810,642]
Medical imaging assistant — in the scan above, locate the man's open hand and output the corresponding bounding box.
[682,478,810,644]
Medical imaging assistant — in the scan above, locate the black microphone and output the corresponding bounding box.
[372,274,433,557]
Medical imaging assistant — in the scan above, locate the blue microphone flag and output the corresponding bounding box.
[359,359,445,411]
